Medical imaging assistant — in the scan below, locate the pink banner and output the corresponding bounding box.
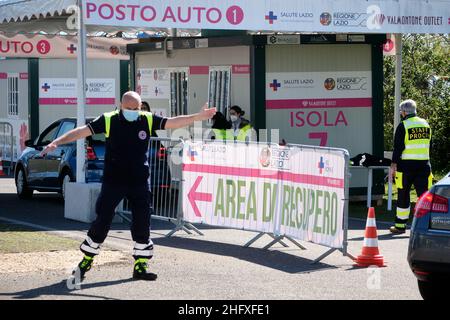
[39,98,115,105]
[0,34,136,59]
[232,64,251,74]
[183,163,344,189]
[266,98,372,109]
[189,66,209,75]
[189,65,251,75]
[0,73,7,79]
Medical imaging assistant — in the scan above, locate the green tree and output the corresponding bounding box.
[384,35,450,173]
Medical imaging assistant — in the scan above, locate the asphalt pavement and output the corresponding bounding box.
[0,177,421,300]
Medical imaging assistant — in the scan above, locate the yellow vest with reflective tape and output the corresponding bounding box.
[104,110,153,138]
[235,124,252,142]
[401,116,431,160]
[213,129,234,141]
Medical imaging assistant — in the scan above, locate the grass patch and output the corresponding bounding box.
[0,223,80,254]
[349,182,421,224]
[349,200,413,224]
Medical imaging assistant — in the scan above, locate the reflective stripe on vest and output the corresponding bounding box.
[104,110,153,138]
[213,129,234,141]
[401,116,431,160]
[236,124,252,142]
[139,111,154,135]
[104,110,119,138]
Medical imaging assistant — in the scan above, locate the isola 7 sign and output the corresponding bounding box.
[182,141,348,249]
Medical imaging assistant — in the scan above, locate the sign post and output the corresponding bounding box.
[76,2,87,183]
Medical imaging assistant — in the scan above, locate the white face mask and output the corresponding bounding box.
[230,115,239,122]
[122,109,140,122]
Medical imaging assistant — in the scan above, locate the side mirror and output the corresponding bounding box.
[24,139,34,148]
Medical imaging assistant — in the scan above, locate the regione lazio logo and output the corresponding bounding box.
[138,130,147,140]
[109,45,119,55]
[269,79,281,91]
[320,12,332,26]
[265,11,278,24]
[259,147,272,167]
[324,78,336,90]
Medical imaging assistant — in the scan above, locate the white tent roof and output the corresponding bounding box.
[0,0,75,23]
[0,0,200,35]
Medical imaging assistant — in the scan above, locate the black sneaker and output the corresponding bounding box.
[73,255,94,281]
[133,259,157,281]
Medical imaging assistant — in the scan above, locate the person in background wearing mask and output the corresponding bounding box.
[389,99,433,234]
[41,91,216,281]
[229,105,253,142]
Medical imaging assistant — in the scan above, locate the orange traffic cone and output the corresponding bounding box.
[0,156,5,176]
[355,207,385,267]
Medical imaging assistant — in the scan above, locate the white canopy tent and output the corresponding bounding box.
[1,0,449,182]
[0,0,200,182]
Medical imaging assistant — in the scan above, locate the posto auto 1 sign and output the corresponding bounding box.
[83,1,245,28]
[82,0,450,34]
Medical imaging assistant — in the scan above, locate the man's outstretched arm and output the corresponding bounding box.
[165,103,216,129]
[41,126,92,156]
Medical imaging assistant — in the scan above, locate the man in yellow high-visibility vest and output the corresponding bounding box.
[390,99,433,234]
[41,91,216,281]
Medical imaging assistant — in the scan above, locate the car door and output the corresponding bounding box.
[27,121,60,187]
[44,120,76,188]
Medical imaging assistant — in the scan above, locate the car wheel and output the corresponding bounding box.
[61,171,73,200]
[16,168,33,199]
[418,279,446,300]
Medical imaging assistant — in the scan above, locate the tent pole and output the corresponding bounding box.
[393,33,402,138]
[76,2,87,183]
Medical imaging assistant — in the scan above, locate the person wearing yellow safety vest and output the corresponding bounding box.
[41,91,216,281]
[211,111,232,141]
[229,105,253,142]
[390,99,433,234]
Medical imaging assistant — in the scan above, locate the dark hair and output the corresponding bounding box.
[212,111,232,130]
[230,105,245,116]
[141,101,151,112]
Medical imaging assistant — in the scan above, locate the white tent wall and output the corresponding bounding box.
[265,44,373,189]
[38,58,121,132]
[0,59,28,121]
[135,45,251,120]
[0,58,29,161]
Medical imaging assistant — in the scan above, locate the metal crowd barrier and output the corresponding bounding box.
[179,139,355,264]
[0,122,14,175]
[115,137,203,237]
[115,137,355,264]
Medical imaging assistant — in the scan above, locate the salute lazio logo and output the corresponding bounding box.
[187,145,198,161]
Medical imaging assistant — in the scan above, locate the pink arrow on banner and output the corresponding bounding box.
[188,176,212,217]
